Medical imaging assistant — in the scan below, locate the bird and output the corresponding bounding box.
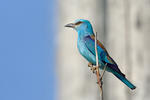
[65,19,136,90]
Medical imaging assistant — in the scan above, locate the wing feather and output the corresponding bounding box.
[84,35,124,76]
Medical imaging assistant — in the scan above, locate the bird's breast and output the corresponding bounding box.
[77,39,97,65]
[77,39,86,55]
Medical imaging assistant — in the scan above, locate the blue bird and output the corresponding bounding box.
[65,19,136,90]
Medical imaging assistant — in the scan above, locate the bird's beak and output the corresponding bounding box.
[65,23,75,28]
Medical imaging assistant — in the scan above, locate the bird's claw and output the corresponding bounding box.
[88,63,96,73]
[88,62,98,73]
[88,62,93,67]
[91,67,97,73]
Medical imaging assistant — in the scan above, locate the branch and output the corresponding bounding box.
[88,32,107,100]
[100,63,107,81]
[94,32,103,100]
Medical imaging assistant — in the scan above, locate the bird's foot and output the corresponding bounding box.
[88,62,96,73]
[91,67,97,73]
[88,62,93,67]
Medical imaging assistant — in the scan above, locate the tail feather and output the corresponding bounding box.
[113,71,136,90]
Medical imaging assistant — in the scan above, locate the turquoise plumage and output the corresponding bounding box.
[65,19,136,90]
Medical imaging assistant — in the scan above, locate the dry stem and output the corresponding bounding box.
[88,32,107,100]
[95,32,103,100]
[95,32,107,100]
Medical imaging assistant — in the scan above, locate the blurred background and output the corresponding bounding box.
[58,0,150,100]
[0,0,150,100]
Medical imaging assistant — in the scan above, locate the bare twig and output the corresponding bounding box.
[95,32,103,100]
[100,63,107,80]
[88,32,107,100]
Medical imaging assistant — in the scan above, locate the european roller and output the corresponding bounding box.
[65,19,136,90]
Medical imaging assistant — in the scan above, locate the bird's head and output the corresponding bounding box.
[65,19,94,34]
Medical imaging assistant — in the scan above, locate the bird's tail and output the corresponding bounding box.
[112,71,136,90]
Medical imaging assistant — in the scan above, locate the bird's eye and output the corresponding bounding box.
[75,21,83,25]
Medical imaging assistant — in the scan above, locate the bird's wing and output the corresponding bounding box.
[84,35,124,75]
[84,34,112,63]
